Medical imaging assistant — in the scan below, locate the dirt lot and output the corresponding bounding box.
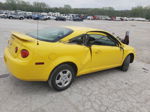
[0,19,150,112]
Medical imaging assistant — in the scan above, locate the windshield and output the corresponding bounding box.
[27,27,73,42]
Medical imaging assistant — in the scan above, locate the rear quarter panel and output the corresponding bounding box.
[36,42,91,80]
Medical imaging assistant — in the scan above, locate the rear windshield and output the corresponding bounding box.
[26,27,73,42]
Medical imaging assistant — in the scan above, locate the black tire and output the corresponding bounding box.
[19,17,24,20]
[9,16,13,19]
[120,55,131,72]
[48,64,75,91]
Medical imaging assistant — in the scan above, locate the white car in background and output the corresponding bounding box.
[0,13,7,18]
[87,16,93,20]
[7,14,24,20]
[65,16,73,21]
[47,16,56,20]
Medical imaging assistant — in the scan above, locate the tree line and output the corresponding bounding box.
[0,0,150,19]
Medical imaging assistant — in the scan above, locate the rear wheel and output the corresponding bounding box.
[120,55,131,72]
[48,64,75,91]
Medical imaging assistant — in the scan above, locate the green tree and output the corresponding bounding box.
[64,4,71,9]
[33,2,49,12]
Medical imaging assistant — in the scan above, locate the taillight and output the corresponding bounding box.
[21,49,29,58]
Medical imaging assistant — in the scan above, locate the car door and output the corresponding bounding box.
[87,32,123,71]
[68,35,92,75]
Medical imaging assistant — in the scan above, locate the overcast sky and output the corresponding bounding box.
[0,0,150,10]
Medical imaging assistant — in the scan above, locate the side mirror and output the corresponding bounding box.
[122,31,129,45]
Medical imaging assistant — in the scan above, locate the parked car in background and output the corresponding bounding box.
[73,17,83,21]
[66,16,73,21]
[7,14,24,20]
[32,15,39,20]
[0,13,7,18]
[55,16,66,21]
[87,16,93,20]
[32,15,49,20]
[47,16,56,20]
[24,12,32,19]
[25,15,32,19]
[50,16,56,20]
[39,15,49,20]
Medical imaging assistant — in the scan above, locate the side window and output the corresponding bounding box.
[69,35,84,45]
[88,34,116,46]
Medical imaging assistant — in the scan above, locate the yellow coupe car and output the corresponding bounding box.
[4,26,135,91]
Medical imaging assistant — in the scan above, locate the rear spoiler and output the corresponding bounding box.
[12,32,35,42]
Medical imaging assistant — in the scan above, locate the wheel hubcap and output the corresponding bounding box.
[55,69,72,88]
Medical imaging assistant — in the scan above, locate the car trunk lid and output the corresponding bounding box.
[8,32,36,59]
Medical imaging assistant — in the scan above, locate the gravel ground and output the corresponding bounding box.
[0,19,150,112]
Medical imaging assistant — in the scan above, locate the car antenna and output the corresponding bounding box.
[36,19,39,45]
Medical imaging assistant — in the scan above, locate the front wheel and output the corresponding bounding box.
[48,64,75,91]
[120,55,131,72]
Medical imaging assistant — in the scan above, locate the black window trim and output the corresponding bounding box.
[85,31,121,47]
[69,34,85,45]
[87,34,116,46]
[69,31,121,47]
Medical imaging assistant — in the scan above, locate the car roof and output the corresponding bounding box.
[60,26,109,41]
[64,26,105,32]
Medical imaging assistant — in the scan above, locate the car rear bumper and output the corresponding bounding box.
[4,48,48,81]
